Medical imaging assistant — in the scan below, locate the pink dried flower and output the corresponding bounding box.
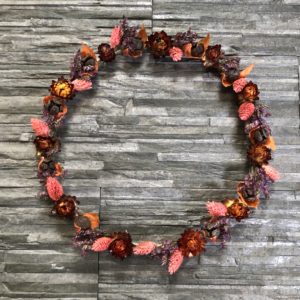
[169,47,183,62]
[206,201,227,217]
[46,177,63,201]
[168,249,184,274]
[92,237,113,252]
[133,241,157,255]
[31,118,50,137]
[262,164,280,182]
[110,25,122,49]
[238,102,255,121]
[233,78,247,93]
[72,79,92,92]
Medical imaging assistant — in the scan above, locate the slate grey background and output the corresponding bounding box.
[0,0,300,299]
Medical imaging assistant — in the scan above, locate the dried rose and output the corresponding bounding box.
[177,228,206,257]
[204,44,222,65]
[52,195,78,218]
[34,136,61,155]
[98,43,116,62]
[148,31,172,58]
[225,199,250,221]
[248,144,272,166]
[240,81,260,102]
[108,231,133,259]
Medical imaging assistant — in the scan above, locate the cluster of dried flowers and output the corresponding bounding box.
[31,18,280,275]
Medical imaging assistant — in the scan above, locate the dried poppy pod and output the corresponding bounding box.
[177,228,206,257]
[182,33,210,60]
[43,95,68,121]
[74,212,100,231]
[108,231,133,259]
[38,156,63,177]
[98,43,116,62]
[34,136,61,156]
[50,77,74,100]
[148,31,171,58]
[80,43,99,77]
[248,144,272,166]
[122,38,144,58]
[223,199,250,222]
[249,125,270,145]
[52,195,78,218]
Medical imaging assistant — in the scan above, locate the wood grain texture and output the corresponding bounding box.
[0,0,299,299]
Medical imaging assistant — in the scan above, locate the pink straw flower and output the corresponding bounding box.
[206,201,227,217]
[92,237,113,252]
[72,79,92,92]
[238,102,255,121]
[168,249,184,274]
[46,177,63,201]
[262,164,280,182]
[110,25,122,49]
[169,47,183,62]
[233,78,247,93]
[133,241,157,255]
[31,118,50,137]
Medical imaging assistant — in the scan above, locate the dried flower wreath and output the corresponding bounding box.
[31,18,280,274]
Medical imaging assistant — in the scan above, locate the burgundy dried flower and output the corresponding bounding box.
[108,231,133,259]
[52,195,78,218]
[148,31,172,58]
[177,228,206,257]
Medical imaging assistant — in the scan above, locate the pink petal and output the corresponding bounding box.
[206,201,227,217]
[46,177,63,201]
[31,118,50,137]
[233,78,247,93]
[238,102,255,121]
[133,241,157,255]
[72,79,92,92]
[262,164,280,182]
[92,237,113,252]
[168,249,184,275]
[110,25,122,49]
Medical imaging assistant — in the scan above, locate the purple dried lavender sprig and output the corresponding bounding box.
[72,229,104,255]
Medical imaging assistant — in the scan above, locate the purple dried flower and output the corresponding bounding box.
[151,239,177,265]
[173,28,200,47]
[72,229,104,255]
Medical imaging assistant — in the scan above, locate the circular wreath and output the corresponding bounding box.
[31,17,280,274]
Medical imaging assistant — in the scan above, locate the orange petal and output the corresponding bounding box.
[244,198,260,208]
[81,43,96,60]
[182,43,192,58]
[221,73,232,87]
[239,64,254,78]
[201,33,210,51]
[84,212,100,229]
[138,24,148,44]
[265,136,276,151]
[55,104,68,121]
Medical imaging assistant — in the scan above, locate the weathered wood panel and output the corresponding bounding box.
[0,0,299,299]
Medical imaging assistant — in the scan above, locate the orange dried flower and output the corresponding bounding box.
[50,77,74,100]
[177,228,206,257]
[240,81,259,102]
[248,144,272,166]
[52,195,78,218]
[34,136,61,155]
[226,199,250,221]
[148,31,171,58]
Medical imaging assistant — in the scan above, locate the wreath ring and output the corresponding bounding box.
[31,18,280,274]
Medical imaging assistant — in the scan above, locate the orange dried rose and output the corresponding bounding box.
[52,195,78,218]
[177,228,206,257]
[148,31,171,58]
[34,136,61,155]
[225,199,250,221]
[240,81,259,102]
[247,144,272,166]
